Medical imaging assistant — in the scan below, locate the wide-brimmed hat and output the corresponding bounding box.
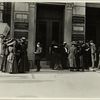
[63,42,67,44]
[21,37,26,40]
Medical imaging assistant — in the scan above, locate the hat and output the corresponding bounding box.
[37,42,40,45]
[72,41,76,45]
[21,37,26,40]
[63,42,67,44]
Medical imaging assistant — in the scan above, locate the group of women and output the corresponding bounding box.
[0,35,29,74]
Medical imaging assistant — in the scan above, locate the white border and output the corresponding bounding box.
[0,0,100,3]
[0,1,100,100]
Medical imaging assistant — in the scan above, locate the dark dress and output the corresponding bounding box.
[52,45,62,70]
[60,45,68,69]
[80,44,84,71]
[1,43,8,72]
[49,44,55,69]
[83,44,91,70]
[18,42,29,73]
[75,45,81,70]
[15,41,21,71]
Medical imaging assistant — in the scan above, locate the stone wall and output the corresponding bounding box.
[72,3,86,41]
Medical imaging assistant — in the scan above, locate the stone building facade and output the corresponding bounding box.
[0,2,86,66]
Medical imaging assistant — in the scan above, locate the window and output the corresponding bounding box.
[73,25,84,32]
[15,13,28,22]
[0,3,4,10]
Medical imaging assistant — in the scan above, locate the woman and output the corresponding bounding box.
[1,36,8,72]
[90,40,96,69]
[75,42,81,71]
[6,39,18,73]
[97,47,100,69]
[18,37,29,73]
[83,42,91,70]
[68,42,77,71]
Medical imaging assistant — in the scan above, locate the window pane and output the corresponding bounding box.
[15,13,28,22]
[23,14,27,19]
[73,26,84,31]
[16,14,22,19]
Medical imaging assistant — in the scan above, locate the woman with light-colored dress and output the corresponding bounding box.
[68,42,77,71]
[6,39,18,73]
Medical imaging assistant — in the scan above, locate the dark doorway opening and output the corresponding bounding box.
[36,4,64,59]
[86,6,100,47]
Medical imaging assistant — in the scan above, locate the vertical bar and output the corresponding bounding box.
[10,2,14,38]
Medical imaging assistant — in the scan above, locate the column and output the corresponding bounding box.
[28,3,36,67]
[64,3,73,44]
[10,2,14,38]
[0,38,2,55]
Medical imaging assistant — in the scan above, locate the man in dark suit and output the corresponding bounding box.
[60,42,69,69]
[34,42,42,72]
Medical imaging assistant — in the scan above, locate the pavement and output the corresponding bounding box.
[0,69,100,100]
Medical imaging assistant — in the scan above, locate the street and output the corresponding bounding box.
[0,69,100,99]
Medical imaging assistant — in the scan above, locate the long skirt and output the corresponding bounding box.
[83,53,91,69]
[68,54,76,68]
[1,55,7,72]
[18,54,29,73]
[98,54,100,69]
[6,57,18,73]
[69,57,76,68]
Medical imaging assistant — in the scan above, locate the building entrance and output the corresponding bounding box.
[86,5,100,47]
[36,4,64,59]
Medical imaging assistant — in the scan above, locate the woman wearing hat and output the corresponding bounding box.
[6,39,18,73]
[0,35,8,72]
[68,42,77,71]
[18,37,29,73]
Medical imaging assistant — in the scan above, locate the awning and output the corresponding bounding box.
[0,23,10,36]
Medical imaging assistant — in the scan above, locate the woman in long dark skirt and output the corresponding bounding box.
[1,43,8,72]
[75,43,81,71]
[83,42,91,70]
[18,37,29,73]
[15,39,21,72]
[1,36,9,72]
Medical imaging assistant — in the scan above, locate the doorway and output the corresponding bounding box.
[36,4,64,59]
[86,6,100,47]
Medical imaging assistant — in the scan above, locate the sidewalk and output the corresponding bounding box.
[0,70,99,98]
[0,69,70,80]
[0,69,99,98]
[0,68,97,81]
